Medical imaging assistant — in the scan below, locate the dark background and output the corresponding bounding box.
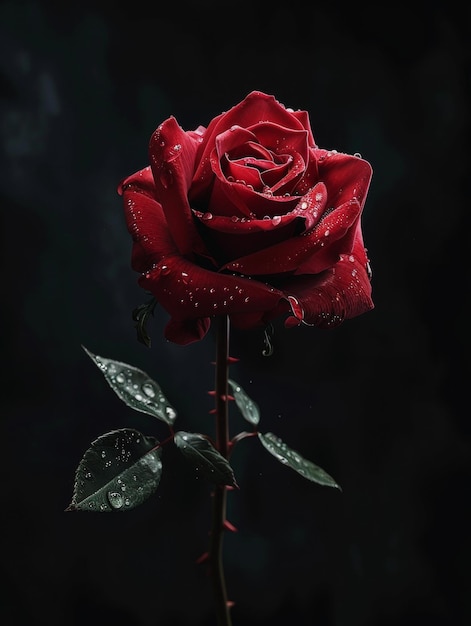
[1,2,469,625]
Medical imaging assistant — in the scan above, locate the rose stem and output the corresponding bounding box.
[209,313,232,626]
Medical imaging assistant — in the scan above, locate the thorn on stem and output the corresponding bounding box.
[195,551,210,565]
[227,356,239,363]
[223,519,238,532]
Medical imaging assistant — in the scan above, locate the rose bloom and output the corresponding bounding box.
[119,91,373,345]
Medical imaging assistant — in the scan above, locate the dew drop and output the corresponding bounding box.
[142,383,156,398]
[107,491,124,509]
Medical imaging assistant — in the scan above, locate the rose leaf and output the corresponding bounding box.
[228,379,260,426]
[82,346,177,426]
[258,432,341,490]
[66,428,163,512]
[174,431,238,487]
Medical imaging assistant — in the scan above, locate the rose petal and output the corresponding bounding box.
[316,150,373,210]
[148,116,205,256]
[192,183,326,264]
[279,237,374,328]
[215,125,258,158]
[291,109,317,147]
[190,91,308,199]
[208,167,299,219]
[293,150,320,195]
[222,193,360,276]
[164,316,211,345]
[120,167,178,273]
[251,122,309,164]
[192,210,300,264]
[193,210,299,234]
[261,151,305,195]
[138,256,284,340]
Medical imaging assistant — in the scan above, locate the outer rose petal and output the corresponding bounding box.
[148,116,206,257]
[278,235,373,328]
[119,166,177,273]
[316,150,372,210]
[138,255,285,344]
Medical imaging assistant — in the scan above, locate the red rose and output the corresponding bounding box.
[119,91,373,345]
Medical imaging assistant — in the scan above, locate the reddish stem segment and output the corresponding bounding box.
[209,314,232,626]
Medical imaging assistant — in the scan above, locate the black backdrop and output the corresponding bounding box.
[1,2,469,625]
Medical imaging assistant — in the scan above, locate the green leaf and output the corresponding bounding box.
[228,379,260,425]
[258,432,341,490]
[174,431,238,487]
[82,346,177,426]
[67,428,163,512]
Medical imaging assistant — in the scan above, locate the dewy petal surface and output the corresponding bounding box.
[138,256,285,342]
[222,195,361,276]
[119,166,177,273]
[316,150,372,209]
[190,91,309,199]
[278,236,373,328]
[148,116,206,256]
